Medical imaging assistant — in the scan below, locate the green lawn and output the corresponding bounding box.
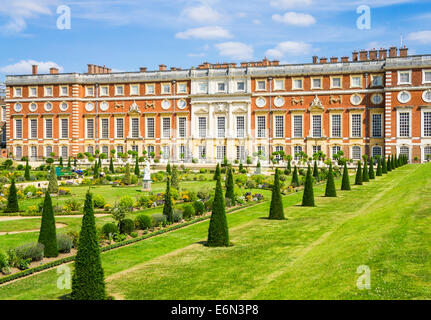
[0,165,429,300]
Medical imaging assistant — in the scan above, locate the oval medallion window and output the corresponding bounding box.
[350,94,362,106]
[100,102,109,112]
[85,102,95,112]
[162,100,171,110]
[274,96,285,108]
[60,102,68,112]
[398,91,411,104]
[29,103,37,112]
[14,103,23,112]
[44,102,53,112]
[256,97,266,108]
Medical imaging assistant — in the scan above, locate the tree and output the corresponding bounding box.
[207,175,229,247]
[122,163,131,185]
[368,156,375,180]
[98,157,102,171]
[109,157,114,173]
[163,177,174,223]
[213,163,221,181]
[38,192,58,257]
[67,157,71,168]
[302,165,315,207]
[73,157,77,168]
[269,168,284,220]
[325,162,337,197]
[171,165,179,189]
[341,162,351,191]
[71,191,106,300]
[93,160,99,179]
[134,156,140,177]
[47,165,58,194]
[166,163,171,175]
[291,165,300,187]
[225,166,235,206]
[387,156,392,172]
[382,155,388,174]
[5,179,19,213]
[394,154,399,168]
[24,158,31,181]
[355,161,363,186]
[391,155,396,170]
[313,160,319,181]
[59,157,63,167]
[286,155,292,173]
[362,155,369,182]
[376,156,382,176]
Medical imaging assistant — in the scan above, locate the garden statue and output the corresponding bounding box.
[142,160,152,191]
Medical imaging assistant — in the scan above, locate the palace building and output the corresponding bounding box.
[4,47,431,164]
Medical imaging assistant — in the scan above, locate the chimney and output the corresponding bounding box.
[379,48,387,60]
[262,57,270,66]
[330,57,338,63]
[352,51,359,62]
[369,49,377,60]
[389,47,397,58]
[271,60,280,66]
[399,46,408,57]
[312,56,318,64]
[87,64,94,74]
[241,62,248,67]
[32,65,38,75]
[359,50,368,61]
[229,63,237,68]
[50,67,59,75]
[140,67,147,72]
[341,56,349,63]
[171,67,177,71]
[159,64,167,71]
[320,57,328,64]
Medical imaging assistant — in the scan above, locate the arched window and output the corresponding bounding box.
[399,146,409,160]
[61,146,68,158]
[87,146,94,156]
[352,146,361,160]
[45,146,52,158]
[15,146,22,159]
[30,146,37,161]
[293,146,302,160]
[332,146,341,159]
[424,146,431,161]
[372,146,382,158]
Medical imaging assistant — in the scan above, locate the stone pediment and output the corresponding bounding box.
[309,95,324,112]
[194,106,209,114]
[232,105,248,113]
[128,101,141,114]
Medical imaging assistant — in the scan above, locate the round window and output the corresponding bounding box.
[371,94,383,105]
[350,94,362,106]
[44,103,53,112]
[398,91,411,104]
[60,102,68,112]
[100,102,109,111]
[423,90,431,103]
[85,103,94,112]
[162,100,171,110]
[14,103,23,112]
[29,103,37,112]
[274,97,285,108]
[177,99,187,110]
[256,97,266,108]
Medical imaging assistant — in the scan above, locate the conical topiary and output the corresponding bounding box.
[207,175,229,247]
[59,157,63,167]
[24,158,31,181]
[291,165,300,187]
[47,165,58,194]
[313,160,319,181]
[38,191,58,258]
[341,162,351,191]
[391,155,396,170]
[74,157,77,168]
[109,157,114,173]
[362,156,369,182]
[355,161,363,186]
[5,179,19,213]
[368,157,375,180]
[71,191,106,300]
[93,160,99,179]
[67,157,71,168]
[382,155,387,174]
[213,163,221,181]
[163,177,174,223]
[387,156,392,172]
[269,168,285,220]
[302,165,315,207]
[171,165,179,189]
[376,156,382,176]
[325,162,337,197]
[166,163,171,175]
[225,166,235,206]
[134,156,140,176]
[98,157,102,171]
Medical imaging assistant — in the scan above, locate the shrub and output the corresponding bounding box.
[0,250,9,272]
[119,196,134,211]
[173,210,183,223]
[57,234,74,253]
[47,165,59,194]
[135,214,152,230]
[163,177,174,223]
[269,168,284,220]
[302,166,315,207]
[193,201,205,216]
[341,163,351,191]
[324,163,337,197]
[101,223,119,237]
[24,185,37,195]
[64,199,81,212]
[15,242,45,262]
[152,213,167,227]
[119,219,135,234]
[355,161,363,185]
[93,194,106,208]
[207,175,229,247]
[38,192,58,258]
[136,195,151,208]
[182,204,195,219]
[5,179,19,213]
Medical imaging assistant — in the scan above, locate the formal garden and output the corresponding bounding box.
[0,151,425,300]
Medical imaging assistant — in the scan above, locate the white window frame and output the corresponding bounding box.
[274,79,285,91]
[131,118,140,138]
[162,117,171,139]
[217,82,226,93]
[86,118,95,139]
[312,114,322,138]
[59,86,69,97]
[351,146,362,160]
[236,81,245,92]
[217,117,226,138]
[13,87,23,98]
[146,117,155,138]
[236,116,245,138]
[130,84,140,96]
[372,146,382,159]
[146,84,155,95]
[350,75,362,88]
[44,118,53,139]
[398,70,412,85]
[371,74,383,87]
[292,114,303,138]
[422,109,431,137]
[100,118,109,139]
[44,86,53,97]
[161,83,171,94]
[311,77,323,90]
[423,70,431,84]
[29,86,37,98]
[99,85,109,97]
[29,118,38,140]
[178,117,187,138]
[177,82,187,94]
[274,115,284,138]
[256,80,267,91]
[257,115,266,138]
[115,118,124,139]
[45,146,53,158]
[85,86,95,97]
[351,114,362,138]
[292,78,304,90]
[14,119,23,139]
[198,117,207,138]
[330,76,342,89]
[115,85,125,96]
[331,114,342,138]
[371,113,383,138]
[60,118,69,139]
[397,110,411,138]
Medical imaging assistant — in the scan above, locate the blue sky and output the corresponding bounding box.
[1,0,431,82]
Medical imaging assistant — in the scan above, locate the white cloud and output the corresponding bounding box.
[265,41,312,59]
[407,30,431,44]
[175,26,232,40]
[270,0,312,9]
[0,60,63,74]
[272,12,316,26]
[215,42,254,60]
[181,5,222,24]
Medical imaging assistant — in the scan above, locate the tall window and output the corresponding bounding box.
[87,146,94,155]
[216,146,226,160]
[45,146,52,158]
[293,115,303,138]
[199,146,206,159]
[162,146,170,159]
[399,146,409,160]
[257,116,266,138]
[179,145,186,158]
[198,117,207,138]
[313,146,321,155]
[147,145,154,156]
[372,114,383,138]
[116,118,124,138]
[257,146,266,157]
[178,117,186,138]
[217,117,226,138]
[131,118,139,138]
[45,119,53,139]
[372,146,382,158]
[424,112,431,137]
[131,145,139,153]
[275,146,284,160]
[332,146,341,159]
[116,145,123,155]
[424,146,431,160]
[146,118,155,138]
[236,146,245,161]
[399,112,410,137]
[2,106,6,122]
[61,146,68,158]
[331,114,341,137]
[86,119,94,139]
[275,116,284,138]
[162,118,171,138]
[102,146,109,157]
[352,146,361,160]
[312,115,322,138]
[293,146,302,160]
[30,146,37,160]
[351,114,362,137]
[15,146,22,159]
[237,116,245,138]
[30,119,37,139]
[101,119,109,139]
[61,119,69,139]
